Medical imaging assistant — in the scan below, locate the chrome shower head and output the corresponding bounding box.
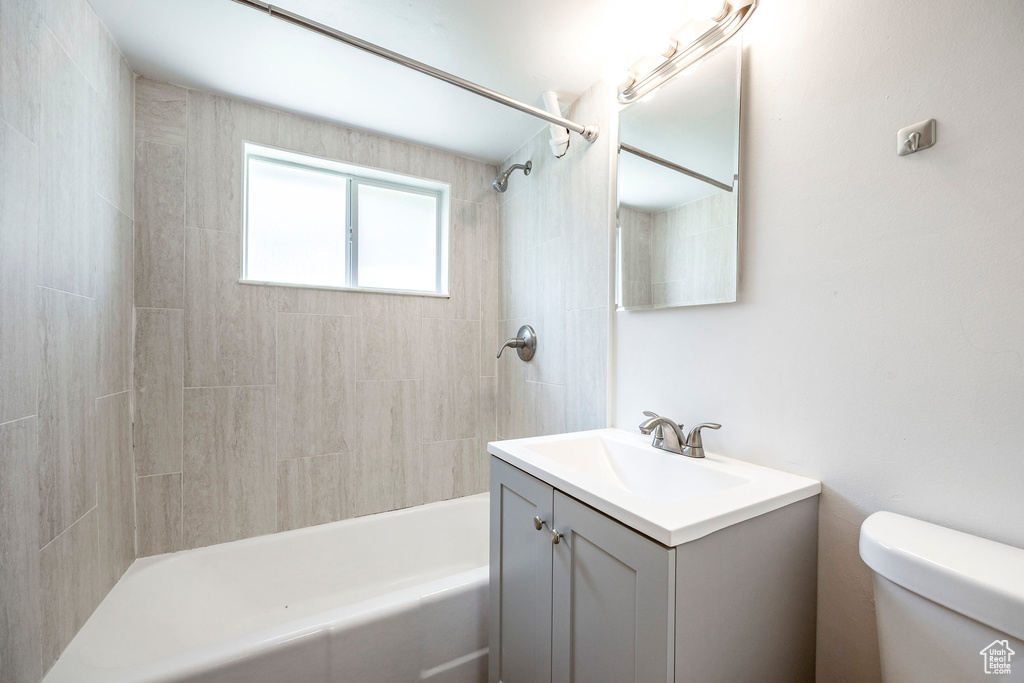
[492,160,532,193]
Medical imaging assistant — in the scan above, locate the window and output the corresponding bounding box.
[243,143,449,295]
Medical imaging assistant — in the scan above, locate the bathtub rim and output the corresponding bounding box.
[44,493,489,683]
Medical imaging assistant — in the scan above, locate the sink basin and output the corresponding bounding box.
[523,435,749,506]
[489,428,820,546]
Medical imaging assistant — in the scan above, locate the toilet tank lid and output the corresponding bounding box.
[860,512,1024,641]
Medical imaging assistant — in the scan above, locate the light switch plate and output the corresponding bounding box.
[897,119,936,156]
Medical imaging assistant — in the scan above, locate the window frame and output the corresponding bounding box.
[241,142,450,297]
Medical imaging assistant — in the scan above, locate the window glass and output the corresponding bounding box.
[246,158,348,287]
[243,144,448,295]
[356,184,438,292]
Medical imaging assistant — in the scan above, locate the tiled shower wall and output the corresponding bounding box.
[618,191,738,309]
[0,0,135,680]
[650,191,737,306]
[618,205,653,308]
[496,82,614,438]
[133,78,500,555]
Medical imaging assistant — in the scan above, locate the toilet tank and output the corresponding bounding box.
[860,512,1024,683]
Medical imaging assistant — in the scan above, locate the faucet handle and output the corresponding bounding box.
[639,411,659,434]
[686,423,721,447]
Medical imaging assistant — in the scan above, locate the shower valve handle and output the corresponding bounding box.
[497,325,536,361]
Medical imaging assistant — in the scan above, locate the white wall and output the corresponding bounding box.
[613,1,1024,681]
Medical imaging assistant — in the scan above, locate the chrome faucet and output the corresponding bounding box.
[638,411,687,455]
[639,412,721,458]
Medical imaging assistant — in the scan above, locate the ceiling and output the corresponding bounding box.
[90,0,709,163]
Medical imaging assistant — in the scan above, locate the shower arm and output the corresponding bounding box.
[229,0,600,142]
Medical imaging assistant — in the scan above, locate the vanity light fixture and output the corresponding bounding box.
[617,0,758,104]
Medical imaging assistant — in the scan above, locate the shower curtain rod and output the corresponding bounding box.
[230,0,600,142]
[619,143,733,193]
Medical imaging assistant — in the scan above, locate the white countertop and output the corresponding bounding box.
[488,428,821,547]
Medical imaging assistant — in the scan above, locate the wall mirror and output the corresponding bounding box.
[616,40,741,310]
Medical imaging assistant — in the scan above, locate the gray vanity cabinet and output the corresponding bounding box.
[490,457,673,683]
[550,491,673,683]
[489,457,555,683]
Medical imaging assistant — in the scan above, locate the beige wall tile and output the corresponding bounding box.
[134,308,184,476]
[478,375,497,472]
[183,386,276,549]
[40,508,99,670]
[94,47,133,218]
[421,438,484,502]
[38,286,97,546]
[356,294,423,381]
[495,81,612,442]
[135,77,186,147]
[530,381,567,437]
[0,118,39,424]
[277,454,348,532]
[480,261,500,378]
[277,313,356,460]
[185,90,246,232]
[0,417,42,683]
[352,380,422,514]
[498,199,527,320]
[276,286,358,316]
[135,140,185,309]
[95,391,134,594]
[0,0,41,144]
[113,56,135,219]
[38,0,106,93]
[184,228,276,387]
[496,318,528,439]
[3,1,135,671]
[423,199,481,321]
[480,196,499,263]
[133,80,504,556]
[95,198,133,397]
[135,473,182,557]
[422,318,480,442]
[525,239,566,386]
[565,306,609,432]
[38,31,95,297]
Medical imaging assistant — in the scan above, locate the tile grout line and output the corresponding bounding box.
[0,111,38,148]
[135,472,182,480]
[38,503,98,555]
[38,284,95,301]
[0,414,37,429]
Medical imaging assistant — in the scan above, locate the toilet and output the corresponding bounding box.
[860,512,1024,682]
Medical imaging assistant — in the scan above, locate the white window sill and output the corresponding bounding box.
[238,279,450,299]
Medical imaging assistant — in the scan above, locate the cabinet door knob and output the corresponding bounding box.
[533,516,563,544]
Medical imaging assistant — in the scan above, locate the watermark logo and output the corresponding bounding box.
[980,640,1015,675]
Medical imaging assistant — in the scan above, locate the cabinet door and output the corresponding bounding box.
[551,491,674,683]
[490,458,554,683]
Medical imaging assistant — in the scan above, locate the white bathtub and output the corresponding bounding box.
[44,494,490,683]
